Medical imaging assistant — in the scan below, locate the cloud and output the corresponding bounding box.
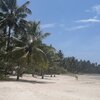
[65,25,89,31]
[76,18,100,23]
[41,23,67,30]
[92,5,100,15]
[79,5,100,24]
[41,23,56,29]
[86,5,100,15]
[41,23,89,32]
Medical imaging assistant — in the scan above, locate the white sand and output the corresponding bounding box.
[0,74,100,100]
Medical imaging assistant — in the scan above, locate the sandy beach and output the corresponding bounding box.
[0,74,100,100]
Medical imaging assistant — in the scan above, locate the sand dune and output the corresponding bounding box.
[0,74,100,100]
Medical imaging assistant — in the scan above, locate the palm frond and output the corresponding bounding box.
[40,32,50,39]
[0,18,7,28]
[3,0,17,10]
[0,0,8,12]
[32,47,48,66]
[16,1,31,15]
[10,0,17,10]
[11,36,21,42]
[0,18,6,24]
[20,1,30,8]
[12,47,24,52]
[17,13,27,19]
[0,12,5,17]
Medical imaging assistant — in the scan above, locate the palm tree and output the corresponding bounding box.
[41,44,59,77]
[0,0,31,51]
[0,0,31,78]
[8,21,49,80]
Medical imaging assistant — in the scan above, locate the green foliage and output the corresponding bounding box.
[0,0,100,81]
[0,61,5,79]
[0,0,49,80]
[61,57,100,74]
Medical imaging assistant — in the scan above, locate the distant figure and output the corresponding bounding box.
[75,74,78,80]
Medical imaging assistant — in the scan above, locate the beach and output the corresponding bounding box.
[0,74,100,100]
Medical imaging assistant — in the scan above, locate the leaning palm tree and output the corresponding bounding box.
[25,21,50,79]
[41,44,58,77]
[0,0,31,51]
[0,20,50,80]
[10,39,48,80]
[9,21,49,80]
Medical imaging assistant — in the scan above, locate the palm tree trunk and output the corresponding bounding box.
[16,64,20,81]
[16,73,20,81]
[3,26,7,35]
[42,74,44,79]
[50,70,52,77]
[41,69,44,79]
[50,74,52,77]
[32,71,35,77]
[7,27,11,51]
[4,67,7,78]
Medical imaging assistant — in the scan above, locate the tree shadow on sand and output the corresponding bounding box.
[0,77,55,84]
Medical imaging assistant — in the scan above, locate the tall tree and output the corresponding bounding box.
[8,21,49,80]
[0,0,31,51]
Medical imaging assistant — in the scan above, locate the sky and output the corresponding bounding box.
[18,0,100,64]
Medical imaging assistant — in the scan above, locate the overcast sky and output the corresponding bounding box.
[18,0,100,63]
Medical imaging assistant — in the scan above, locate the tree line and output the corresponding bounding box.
[60,55,100,74]
[0,0,100,80]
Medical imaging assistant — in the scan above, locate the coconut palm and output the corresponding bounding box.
[6,21,50,80]
[0,0,31,51]
[40,44,59,77]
